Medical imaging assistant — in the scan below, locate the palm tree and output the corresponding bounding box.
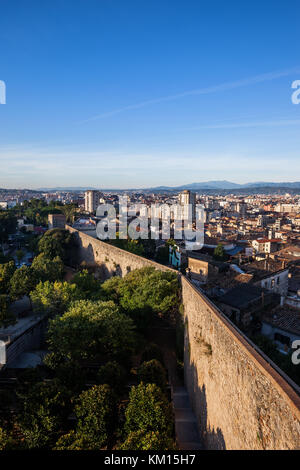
[61,204,76,224]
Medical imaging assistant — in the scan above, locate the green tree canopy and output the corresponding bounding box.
[0,426,15,450]
[60,204,77,224]
[213,243,227,261]
[72,269,102,300]
[31,253,64,283]
[124,383,173,436]
[0,212,17,245]
[30,280,79,317]
[53,430,89,450]
[108,235,145,257]
[0,261,16,294]
[17,379,71,449]
[119,430,176,450]
[97,361,127,394]
[155,239,176,265]
[54,361,87,392]
[74,384,116,449]
[0,294,16,328]
[38,229,75,262]
[141,343,164,364]
[138,359,167,391]
[101,267,179,329]
[47,300,136,361]
[10,266,38,301]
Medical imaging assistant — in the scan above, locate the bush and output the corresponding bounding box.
[138,359,167,391]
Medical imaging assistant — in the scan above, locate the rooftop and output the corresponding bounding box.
[243,259,288,281]
[263,306,300,336]
[217,284,265,309]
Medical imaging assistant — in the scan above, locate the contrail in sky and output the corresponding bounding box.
[187,119,300,130]
[81,66,300,122]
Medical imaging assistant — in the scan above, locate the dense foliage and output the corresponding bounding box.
[138,359,167,391]
[0,211,17,245]
[31,253,64,283]
[101,267,179,329]
[119,430,176,450]
[17,379,72,449]
[10,266,37,301]
[71,269,102,300]
[0,263,177,450]
[141,342,164,364]
[38,228,76,262]
[54,385,117,450]
[30,281,79,317]
[124,383,173,436]
[74,385,117,449]
[0,261,16,295]
[47,300,136,361]
[97,361,127,395]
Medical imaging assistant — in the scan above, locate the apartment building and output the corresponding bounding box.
[84,190,103,213]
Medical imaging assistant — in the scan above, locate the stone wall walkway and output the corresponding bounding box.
[147,326,203,450]
[172,386,203,450]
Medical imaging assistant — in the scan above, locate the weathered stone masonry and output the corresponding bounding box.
[67,226,300,449]
[182,279,300,450]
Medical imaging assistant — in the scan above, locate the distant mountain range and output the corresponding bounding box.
[148,181,300,191]
[34,181,300,192]
[1,181,300,194]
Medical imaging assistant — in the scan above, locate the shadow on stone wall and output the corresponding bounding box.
[186,326,226,450]
[76,235,124,280]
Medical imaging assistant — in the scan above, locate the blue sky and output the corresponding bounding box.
[0,0,300,189]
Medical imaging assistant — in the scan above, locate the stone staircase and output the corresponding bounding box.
[173,386,203,450]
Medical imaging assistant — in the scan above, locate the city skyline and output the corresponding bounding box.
[0,1,300,188]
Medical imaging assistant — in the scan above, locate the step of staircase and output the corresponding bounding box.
[173,386,203,450]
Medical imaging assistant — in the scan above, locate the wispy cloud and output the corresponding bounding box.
[0,144,299,189]
[81,66,300,122]
[187,119,300,130]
